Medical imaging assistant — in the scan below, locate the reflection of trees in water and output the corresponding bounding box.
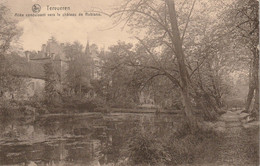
[0,113,181,165]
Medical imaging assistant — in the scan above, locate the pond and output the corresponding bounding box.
[0,112,182,166]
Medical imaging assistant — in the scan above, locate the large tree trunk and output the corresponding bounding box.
[245,59,255,112]
[252,81,259,118]
[245,48,259,116]
[251,49,259,118]
[166,0,198,129]
[193,93,218,121]
[194,65,221,120]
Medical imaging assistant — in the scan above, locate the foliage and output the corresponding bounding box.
[166,123,221,165]
[44,62,61,104]
[62,97,98,112]
[243,127,259,164]
[0,99,37,118]
[0,4,22,57]
[0,4,24,99]
[95,0,259,122]
[121,121,222,166]
[0,56,26,98]
[224,0,259,116]
[96,42,140,107]
[64,42,92,96]
[127,134,168,165]
[102,0,235,122]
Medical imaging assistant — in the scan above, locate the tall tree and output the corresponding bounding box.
[103,0,213,127]
[165,0,197,127]
[0,4,23,98]
[64,42,92,98]
[223,0,259,117]
[98,0,257,124]
[44,61,61,104]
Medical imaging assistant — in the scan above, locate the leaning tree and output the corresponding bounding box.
[98,0,225,128]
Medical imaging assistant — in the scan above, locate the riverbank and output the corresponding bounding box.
[0,99,181,120]
[180,109,259,166]
[0,102,258,166]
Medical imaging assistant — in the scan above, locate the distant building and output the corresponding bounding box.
[21,38,68,79]
[12,38,68,99]
[13,38,101,99]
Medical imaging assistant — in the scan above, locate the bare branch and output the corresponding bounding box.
[135,37,162,67]
[181,0,197,43]
[140,72,165,91]
[91,8,175,42]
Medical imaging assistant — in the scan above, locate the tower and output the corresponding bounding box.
[85,40,90,56]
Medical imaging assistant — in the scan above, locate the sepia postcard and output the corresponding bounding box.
[0,0,259,165]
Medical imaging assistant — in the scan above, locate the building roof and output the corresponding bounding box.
[13,58,51,80]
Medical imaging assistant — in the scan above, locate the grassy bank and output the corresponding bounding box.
[111,121,223,166]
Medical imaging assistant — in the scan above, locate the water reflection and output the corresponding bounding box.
[0,112,181,165]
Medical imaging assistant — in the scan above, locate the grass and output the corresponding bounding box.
[243,127,259,164]
[117,120,223,166]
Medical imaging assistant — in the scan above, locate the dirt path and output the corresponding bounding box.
[185,110,259,166]
[213,110,259,166]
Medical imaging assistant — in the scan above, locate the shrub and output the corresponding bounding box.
[166,121,222,165]
[243,127,259,164]
[121,121,223,166]
[124,128,170,165]
[0,100,20,118]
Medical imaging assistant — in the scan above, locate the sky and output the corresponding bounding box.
[3,0,234,52]
[4,0,134,51]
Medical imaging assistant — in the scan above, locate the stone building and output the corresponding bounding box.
[13,38,101,99]
[13,38,69,99]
